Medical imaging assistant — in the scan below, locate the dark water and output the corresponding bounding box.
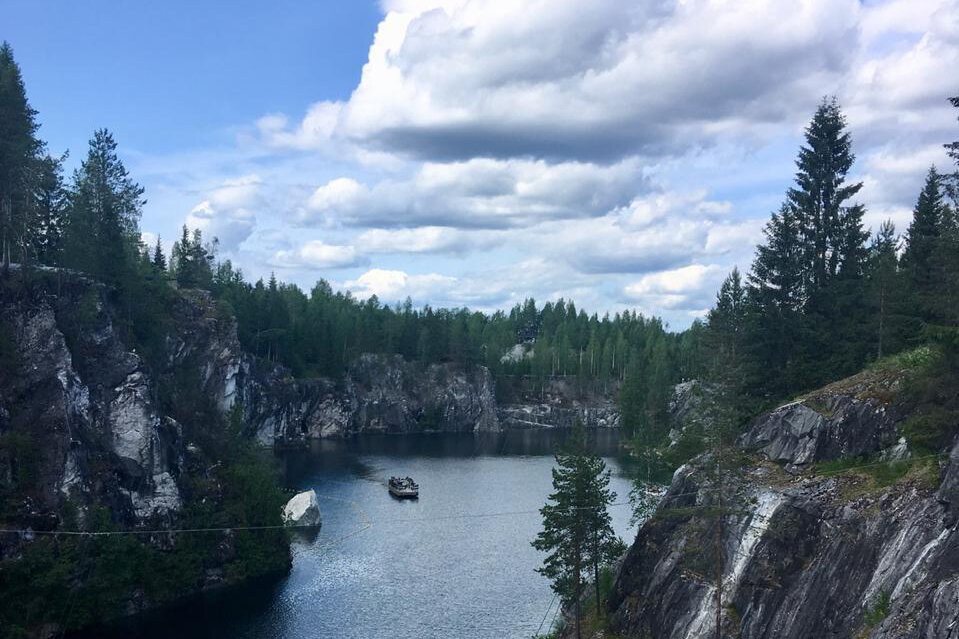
[92,430,638,639]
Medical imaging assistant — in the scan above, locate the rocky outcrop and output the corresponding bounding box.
[603,368,959,639]
[667,380,711,446]
[282,490,321,527]
[739,394,900,467]
[0,273,292,637]
[496,377,620,430]
[0,275,183,536]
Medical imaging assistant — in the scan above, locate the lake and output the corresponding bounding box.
[89,429,639,639]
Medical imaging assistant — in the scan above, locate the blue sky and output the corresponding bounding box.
[5,0,958,328]
[5,0,381,154]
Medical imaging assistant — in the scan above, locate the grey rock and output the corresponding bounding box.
[602,380,959,639]
[739,394,900,466]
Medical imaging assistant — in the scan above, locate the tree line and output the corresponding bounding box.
[706,96,959,404]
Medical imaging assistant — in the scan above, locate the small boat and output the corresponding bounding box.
[389,476,419,499]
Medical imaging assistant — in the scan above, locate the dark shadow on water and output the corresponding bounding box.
[66,571,289,639]
[288,524,321,544]
[279,428,627,488]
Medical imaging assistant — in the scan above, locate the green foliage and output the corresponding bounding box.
[902,407,959,454]
[862,590,891,629]
[0,41,45,268]
[171,224,215,289]
[61,128,144,285]
[867,346,937,373]
[533,423,621,638]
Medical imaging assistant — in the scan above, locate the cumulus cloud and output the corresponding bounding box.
[256,102,343,150]
[184,175,262,251]
[270,239,369,270]
[163,0,959,327]
[623,264,726,313]
[357,226,495,254]
[526,191,754,276]
[265,0,868,161]
[300,157,646,228]
[342,268,458,301]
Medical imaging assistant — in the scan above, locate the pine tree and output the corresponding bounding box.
[582,450,620,616]
[0,42,43,270]
[532,422,619,639]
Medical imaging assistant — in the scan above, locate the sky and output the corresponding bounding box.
[5,0,959,328]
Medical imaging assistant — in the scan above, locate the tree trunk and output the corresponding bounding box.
[715,452,724,639]
[594,553,601,615]
[575,555,583,639]
[877,284,886,360]
[575,595,582,639]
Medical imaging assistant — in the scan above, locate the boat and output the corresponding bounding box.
[389,476,419,499]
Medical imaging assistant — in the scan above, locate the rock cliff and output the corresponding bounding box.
[496,377,619,430]
[168,290,615,443]
[0,272,185,534]
[604,365,959,639]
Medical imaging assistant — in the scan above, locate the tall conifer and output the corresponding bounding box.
[0,42,43,269]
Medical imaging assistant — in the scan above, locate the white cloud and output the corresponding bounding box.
[180,174,263,252]
[357,225,493,254]
[256,101,343,150]
[623,264,725,311]
[342,268,458,301]
[301,157,645,228]
[271,239,369,270]
[527,191,752,275]
[265,0,867,161]
[137,0,959,329]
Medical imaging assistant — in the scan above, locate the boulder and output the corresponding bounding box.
[282,490,321,527]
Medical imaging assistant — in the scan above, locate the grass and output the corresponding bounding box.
[811,454,941,501]
[867,346,938,374]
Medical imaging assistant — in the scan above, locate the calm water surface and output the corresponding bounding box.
[97,430,638,639]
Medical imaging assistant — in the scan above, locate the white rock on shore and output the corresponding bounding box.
[282,489,321,527]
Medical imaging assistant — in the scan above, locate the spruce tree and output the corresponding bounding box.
[901,167,948,320]
[171,226,215,289]
[152,235,167,271]
[0,42,43,269]
[30,153,67,265]
[707,268,746,371]
[947,95,959,169]
[788,97,863,288]
[745,99,870,393]
[745,204,804,397]
[866,221,904,358]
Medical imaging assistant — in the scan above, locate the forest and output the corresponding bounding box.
[2,40,958,461]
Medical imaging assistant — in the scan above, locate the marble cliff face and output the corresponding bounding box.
[603,369,959,639]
